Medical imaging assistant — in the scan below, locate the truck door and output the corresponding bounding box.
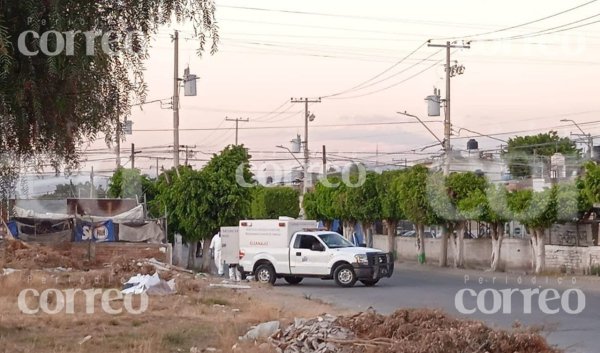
[289,233,330,275]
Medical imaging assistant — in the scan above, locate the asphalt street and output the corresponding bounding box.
[274,264,600,353]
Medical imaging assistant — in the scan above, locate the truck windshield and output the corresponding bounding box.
[317,233,354,248]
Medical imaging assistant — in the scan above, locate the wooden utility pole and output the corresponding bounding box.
[427,41,469,176]
[89,166,94,198]
[322,145,327,178]
[225,117,249,145]
[173,30,180,168]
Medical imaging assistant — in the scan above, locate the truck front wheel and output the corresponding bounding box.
[255,264,276,285]
[334,264,357,287]
[284,276,303,285]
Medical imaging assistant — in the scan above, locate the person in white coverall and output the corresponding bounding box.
[209,232,224,276]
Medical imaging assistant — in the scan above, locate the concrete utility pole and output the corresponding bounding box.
[131,143,136,169]
[225,117,249,145]
[322,145,327,178]
[290,97,321,195]
[173,30,180,168]
[427,41,469,175]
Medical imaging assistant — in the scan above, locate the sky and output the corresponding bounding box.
[19,0,600,196]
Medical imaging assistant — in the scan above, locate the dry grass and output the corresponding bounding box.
[0,269,332,353]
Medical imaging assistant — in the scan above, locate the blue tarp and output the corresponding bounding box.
[75,220,115,242]
[6,221,18,238]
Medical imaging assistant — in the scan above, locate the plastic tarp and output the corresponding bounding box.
[80,204,144,224]
[121,273,175,295]
[118,222,164,243]
[13,206,72,220]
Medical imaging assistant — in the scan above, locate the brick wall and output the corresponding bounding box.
[71,242,172,265]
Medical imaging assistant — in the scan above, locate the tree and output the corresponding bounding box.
[108,168,144,199]
[250,186,300,219]
[459,184,511,271]
[0,1,218,169]
[377,170,405,257]
[397,166,438,264]
[428,171,487,268]
[508,188,556,274]
[504,131,580,178]
[306,176,343,230]
[347,172,381,247]
[38,181,106,199]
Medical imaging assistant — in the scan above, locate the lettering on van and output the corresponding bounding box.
[250,240,269,246]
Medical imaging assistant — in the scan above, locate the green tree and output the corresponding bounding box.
[347,172,381,247]
[250,186,300,219]
[428,171,487,268]
[397,166,439,264]
[0,1,218,169]
[107,167,154,200]
[504,131,580,178]
[377,170,405,257]
[459,184,511,271]
[305,176,343,230]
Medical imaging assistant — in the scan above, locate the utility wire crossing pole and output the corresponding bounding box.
[172,30,180,168]
[225,117,249,145]
[427,40,469,176]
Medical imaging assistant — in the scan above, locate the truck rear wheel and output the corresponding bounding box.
[255,264,276,285]
[360,279,379,287]
[334,264,357,287]
[284,276,303,285]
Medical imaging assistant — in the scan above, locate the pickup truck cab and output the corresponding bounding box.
[238,219,394,287]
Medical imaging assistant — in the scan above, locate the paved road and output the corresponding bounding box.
[274,264,600,353]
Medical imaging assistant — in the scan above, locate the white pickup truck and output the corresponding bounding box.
[237,219,394,287]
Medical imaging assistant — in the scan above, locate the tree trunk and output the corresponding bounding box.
[364,222,374,248]
[416,223,426,264]
[531,228,546,274]
[490,223,504,272]
[453,222,465,268]
[439,224,449,267]
[386,219,397,259]
[201,238,212,272]
[323,219,332,231]
[187,240,197,270]
[343,220,356,241]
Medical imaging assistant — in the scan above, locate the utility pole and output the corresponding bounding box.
[173,30,180,168]
[291,97,321,195]
[156,158,159,179]
[322,145,327,178]
[130,143,141,170]
[115,96,121,169]
[427,40,469,175]
[89,166,94,198]
[225,117,249,145]
[561,118,593,159]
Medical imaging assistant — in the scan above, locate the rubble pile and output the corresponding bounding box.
[1,239,84,269]
[269,315,358,353]
[266,309,561,353]
[338,309,562,353]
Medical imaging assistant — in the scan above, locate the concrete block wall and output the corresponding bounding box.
[374,233,600,274]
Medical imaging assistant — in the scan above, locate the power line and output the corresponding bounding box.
[320,41,429,98]
[473,13,600,42]
[433,0,599,41]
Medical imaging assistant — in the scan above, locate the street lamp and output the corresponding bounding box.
[560,119,593,159]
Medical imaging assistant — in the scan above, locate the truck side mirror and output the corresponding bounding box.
[311,243,324,252]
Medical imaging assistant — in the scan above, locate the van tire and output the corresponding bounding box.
[360,279,379,287]
[333,264,357,287]
[255,264,277,285]
[284,276,303,285]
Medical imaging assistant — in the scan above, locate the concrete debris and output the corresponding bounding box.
[269,315,354,353]
[241,320,281,341]
[0,268,19,276]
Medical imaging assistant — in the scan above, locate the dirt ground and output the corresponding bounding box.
[0,240,336,353]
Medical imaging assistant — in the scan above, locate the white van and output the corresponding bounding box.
[238,219,394,287]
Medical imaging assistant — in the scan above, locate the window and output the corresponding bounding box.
[294,234,320,250]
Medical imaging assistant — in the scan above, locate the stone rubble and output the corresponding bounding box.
[269,315,354,353]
